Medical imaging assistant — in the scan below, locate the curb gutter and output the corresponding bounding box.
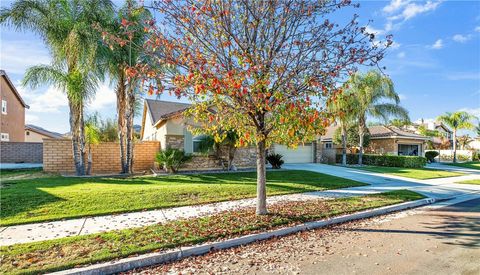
[51,197,438,275]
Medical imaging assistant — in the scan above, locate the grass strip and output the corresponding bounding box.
[0,190,424,274]
[1,170,366,226]
[355,166,463,180]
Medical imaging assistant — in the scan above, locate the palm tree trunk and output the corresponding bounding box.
[116,74,127,173]
[87,145,93,175]
[453,129,457,163]
[124,83,136,174]
[69,100,85,176]
[341,123,347,166]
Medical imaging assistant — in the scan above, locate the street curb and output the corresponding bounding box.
[50,197,438,275]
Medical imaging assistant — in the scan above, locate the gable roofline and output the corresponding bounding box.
[0,70,29,108]
[25,124,63,139]
[144,98,191,127]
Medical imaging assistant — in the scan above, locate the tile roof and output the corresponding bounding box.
[321,124,427,140]
[25,124,64,139]
[145,99,191,125]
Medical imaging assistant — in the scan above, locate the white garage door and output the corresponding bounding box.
[274,144,314,164]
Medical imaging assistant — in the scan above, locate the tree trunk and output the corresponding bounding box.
[69,100,85,176]
[256,139,267,215]
[86,145,92,175]
[228,145,236,170]
[341,123,347,166]
[116,73,127,173]
[453,129,457,163]
[124,82,136,174]
[358,119,365,165]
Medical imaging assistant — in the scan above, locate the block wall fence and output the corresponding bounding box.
[43,139,161,174]
[0,141,43,163]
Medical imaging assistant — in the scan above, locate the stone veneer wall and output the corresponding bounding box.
[0,141,43,163]
[43,139,160,174]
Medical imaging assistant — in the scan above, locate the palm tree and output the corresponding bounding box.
[437,111,475,163]
[346,70,409,165]
[476,122,480,137]
[457,135,473,150]
[1,0,113,175]
[85,114,101,175]
[328,92,356,166]
[101,1,151,173]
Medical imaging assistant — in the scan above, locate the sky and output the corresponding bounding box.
[0,0,479,135]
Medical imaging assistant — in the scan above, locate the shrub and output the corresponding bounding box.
[156,148,192,173]
[336,154,426,168]
[425,151,439,163]
[266,153,284,169]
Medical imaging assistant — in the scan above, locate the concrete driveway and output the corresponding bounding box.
[283,163,480,201]
[131,198,480,275]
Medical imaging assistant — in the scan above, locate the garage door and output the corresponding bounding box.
[274,144,314,163]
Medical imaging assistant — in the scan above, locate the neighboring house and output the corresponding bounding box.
[140,99,317,165]
[320,125,428,157]
[0,70,29,142]
[25,124,64,142]
[402,120,453,149]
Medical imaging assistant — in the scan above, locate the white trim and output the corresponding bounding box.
[1,132,10,141]
[1,100,7,114]
[370,135,427,141]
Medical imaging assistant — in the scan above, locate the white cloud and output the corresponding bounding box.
[382,0,442,31]
[383,0,411,14]
[397,51,406,58]
[398,93,407,100]
[0,41,50,74]
[446,72,480,81]
[475,26,480,32]
[25,114,39,123]
[431,39,443,49]
[452,34,471,43]
[17,84,68,113]
[459,107,480,118]
[365,25,384,35]
[86,83,116,111]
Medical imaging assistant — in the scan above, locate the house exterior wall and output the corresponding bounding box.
[0,141,42,163]
[43,139,160,174]
[367,138,425,156]
[0,76,25,142]
[25,130,51,143]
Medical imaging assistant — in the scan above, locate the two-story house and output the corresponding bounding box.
[0,70,29,142]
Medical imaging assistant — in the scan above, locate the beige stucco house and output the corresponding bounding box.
[0,70,29,142]
[319,124,428,157]
[140,99,318,166]
[25,124,63,142]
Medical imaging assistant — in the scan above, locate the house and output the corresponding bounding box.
[140,99,317,166]
[320,124,428,157]
[0,70,29,142]
[402,120,453,149]
[25,124,64,142]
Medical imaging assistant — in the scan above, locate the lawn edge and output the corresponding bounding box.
[51,197,440,275]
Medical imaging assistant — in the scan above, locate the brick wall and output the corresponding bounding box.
[0,141,43,163]
[43,139,160,174]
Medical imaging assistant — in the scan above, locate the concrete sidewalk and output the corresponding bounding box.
[2,163,480,246]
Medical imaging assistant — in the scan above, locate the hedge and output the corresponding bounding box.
[336,154,427,168]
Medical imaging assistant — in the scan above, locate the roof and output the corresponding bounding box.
[368,125,427,139]
[145,99,191,125]
[0,70,29,108]
[321,124,427,141]
[25,124,64,139]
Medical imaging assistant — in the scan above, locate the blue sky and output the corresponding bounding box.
[1,0,479,135]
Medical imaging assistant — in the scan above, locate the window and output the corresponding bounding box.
[193,135,208,153]
[324,142,333,149]
[1,133,9,141]
[1,100,6,114]
[398,144,419,156]
[26,131,30,136]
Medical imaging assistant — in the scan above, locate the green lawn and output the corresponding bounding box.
[456,179,480,185]
[0,170,367,226]
[445,161,480,170]
[0,190,423,274]
[356,166,464,180]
